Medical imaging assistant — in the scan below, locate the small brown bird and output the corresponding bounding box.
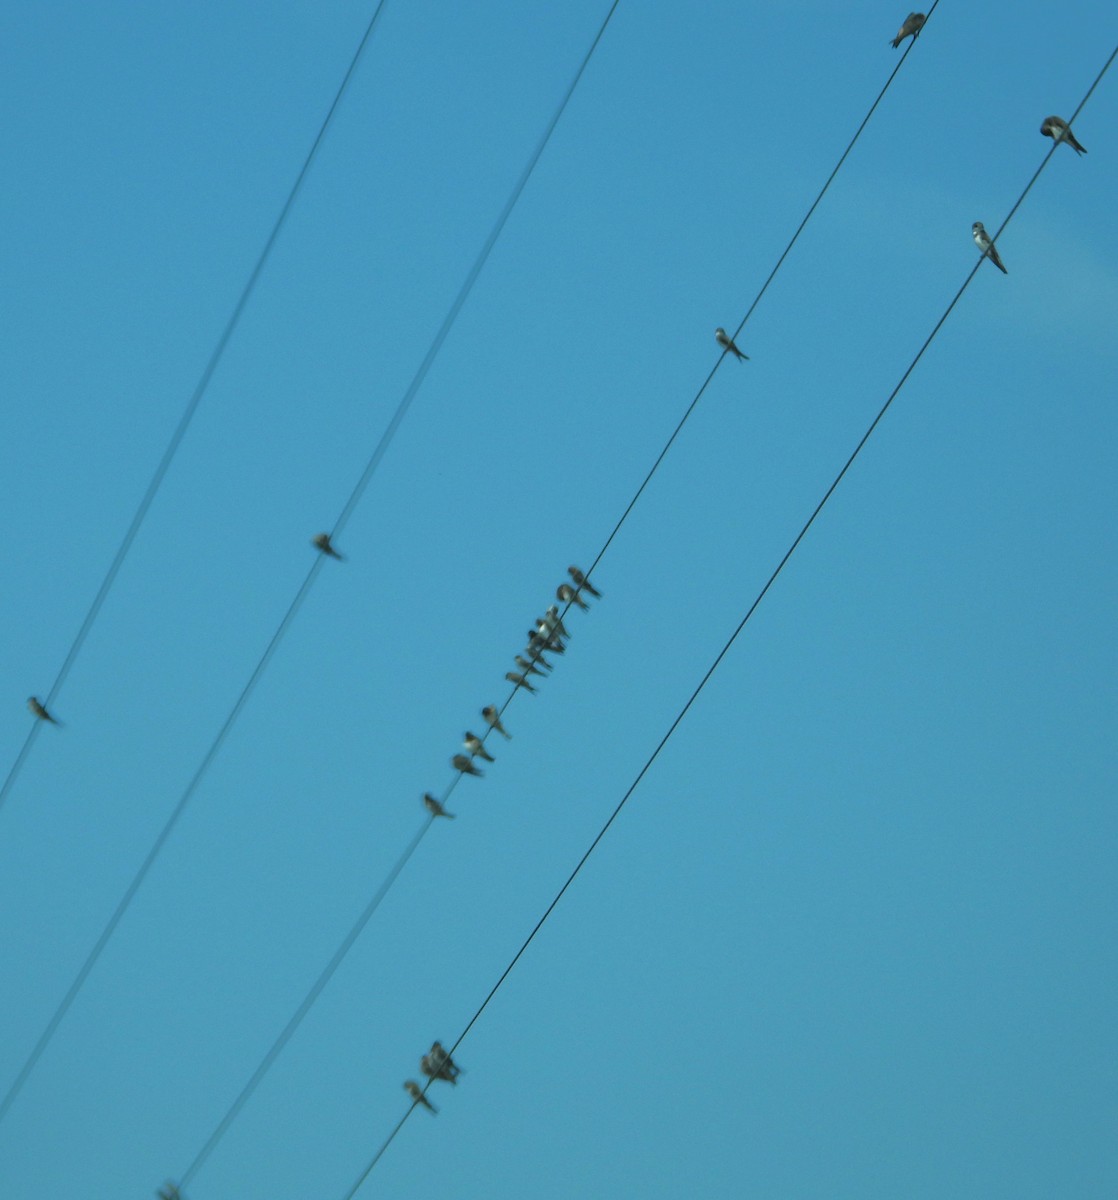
[312,532,344,560]
[505,671,538,694]
[540,607,570,640]
[430,1041,463,1080]
[514,654,547,678]
[423,793,455,819]
[715,326,748,361]
[463,732,494,762]
[482,705,511,739]
[404,1080,437,1112]
[890,12,925,48]
[1040,115,1087,155]
[972,222,1008,274]
[421,1052,457,1086]
[452,753,484,777]
[27,697,60,726]
[568,566,602,598]
[556,582,590,610]
[527,630,564,656]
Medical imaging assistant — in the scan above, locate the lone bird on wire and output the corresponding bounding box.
[1040,115,1087,155]
[715,326,748,361]
[423,793,455,819]
[556,582,590,610]
[27,697,61,725]
[482,705,511,739]
[890,12,925,47]
[452,753,484,777]
[972,222,1008,274]
[312,532,344,560]
[404,1080,437,1113]
[568,566,602,598]
[464,732,494,762]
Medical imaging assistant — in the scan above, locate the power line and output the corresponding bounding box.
[0,0,390,818]
[341,41,1117,1193]
[0,0,621,1139]
[161,8,943,1182]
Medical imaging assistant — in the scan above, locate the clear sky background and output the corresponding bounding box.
[1,2,1115,1197]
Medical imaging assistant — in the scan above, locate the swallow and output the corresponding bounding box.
[452,753,483,776]
[430,1041,463,1080]
[506,671,538,694]
[541,606,570,639]
[514,655,548,678]
[482,705,511,739]
[421,1053,457,1086]
[715,327,748,361]
[27,697,61,725]
[1040,115,1087,155]
[464,732,494,762]
[890,12,925,47]
[527,631,565,655]
[424,792,455,819]
[156,1186,181,1200]
[568,566,602,599]
[556,582,590,610]
[404,1080,438,1112]
[312,532,343,560]
[972,222,1007,274]
[522,645,554,671]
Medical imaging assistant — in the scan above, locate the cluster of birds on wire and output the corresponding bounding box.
[16,13,1094,1200]
[431,563,601,815]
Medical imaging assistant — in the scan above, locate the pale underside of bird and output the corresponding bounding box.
[891,12,925,47]
[972,221,1008,274]
[1041,115,1087,155]
[568,565,602,598]
[714,326,748,361]
[430,1041,463,1080]
[556,582,590,610]
[423,792,455,818]
[464,732,494,762]
[312,532,343,560]
[542,606,570,639]
[506,671,539,694]
[452,753,484,776]
[404,1080,437,1112]
[27,696,60,725]
[421,1053,457,1085]
[482,705,512,739]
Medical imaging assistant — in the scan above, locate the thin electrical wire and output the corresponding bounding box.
[0,1,390,818]
[584,0,938,583]
[0,0,621,1147]
[342,44,1118,1191]
[164,8,945,1180]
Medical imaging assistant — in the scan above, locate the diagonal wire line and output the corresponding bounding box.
[0,0,391,818]
[342,42,1117,1192]
[0,0,621,1149]
[159,7,946,1182]
[585,0,939,582]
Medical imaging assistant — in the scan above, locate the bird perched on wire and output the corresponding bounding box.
[514,654,548,678]
[27,697,61,726]
[424,793,455,819]
[404,1080,437,1113]
[482,705,511,739]
[715,326,748,361]
[421,1052,459,1086]
[506,671,538,694]
[540,606,570,640]
[452,753,484,777]
[890,12,925,47]
[556,582,590,611]
[429,1041,463,1081]
[527,630,564,656]
[463,732,494,762]
[568,566,602,598]
[156,1185,182,1200]
[972,222,1008,274]
[1040,115,1087,155]
[312,532,344,560]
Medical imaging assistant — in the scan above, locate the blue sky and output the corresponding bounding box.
[1,2,1115,1197]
